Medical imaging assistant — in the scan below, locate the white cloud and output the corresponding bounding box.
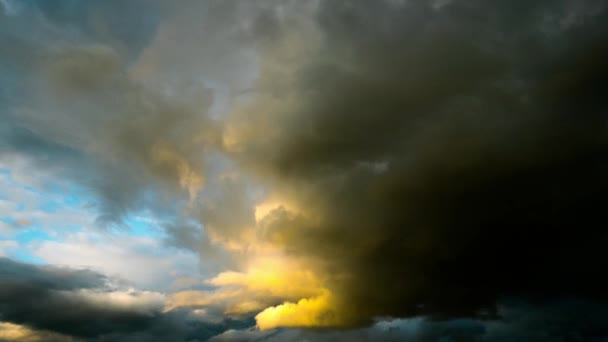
[0,240,18,256]
[70,288,166,315]
[32,231,200,291]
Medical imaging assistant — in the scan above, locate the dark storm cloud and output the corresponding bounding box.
[214,299,608,341]
[225,0,608,327]
[0,258,252,341]
[0,257,141,337]
[3,0,608,338]
[0,256,105,290]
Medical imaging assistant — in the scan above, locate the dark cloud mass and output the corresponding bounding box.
[226,0,608,328]
[0,258,251,341]
[213,299,608,342]
[1,0,608,340]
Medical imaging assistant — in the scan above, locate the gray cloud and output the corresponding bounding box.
[213,299,608,342]
[0,257,152,337]
[0,258,252,341]
[2,0,608,339]
[0,0,220,232]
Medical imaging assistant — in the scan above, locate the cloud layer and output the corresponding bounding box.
[218,0,608,328]
[1,0,608,340]
[0,258,252,341]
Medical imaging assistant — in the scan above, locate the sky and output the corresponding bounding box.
[1,0,608,341]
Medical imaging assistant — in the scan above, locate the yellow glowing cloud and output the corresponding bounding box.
[255,289,344,330]
[0,322,74,342]
[254,199,300,222]
[168,185,345,329]
[165,288,268,316]
[207,258,322,301]
[218,256,360,329]
[0,322,36,341]
[166,255,330,319]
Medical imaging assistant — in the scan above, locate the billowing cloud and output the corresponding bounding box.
[1,0,219,228]
[213,299,608,341]
[1,0,608,340]
[217,0,608,330]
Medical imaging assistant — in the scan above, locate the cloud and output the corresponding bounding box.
[254,290,340,330]
[0,157,95,237]
[166,255,327,319]
[214,299,608,341]
[0,156,202,290]
[0,258,252,341]
[0,321,78,342]
[30,231,200,291]
[1,0,219,228]
[0,257,155,337]
[2,0,608,338]
[0,240,18,256]
[216,0,608,329]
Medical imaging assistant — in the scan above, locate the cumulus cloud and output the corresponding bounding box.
[166,255,326,320]
[1,0,608,340]
[213,0,608,328]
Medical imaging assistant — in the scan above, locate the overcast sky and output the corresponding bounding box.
[1,0,608,341]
